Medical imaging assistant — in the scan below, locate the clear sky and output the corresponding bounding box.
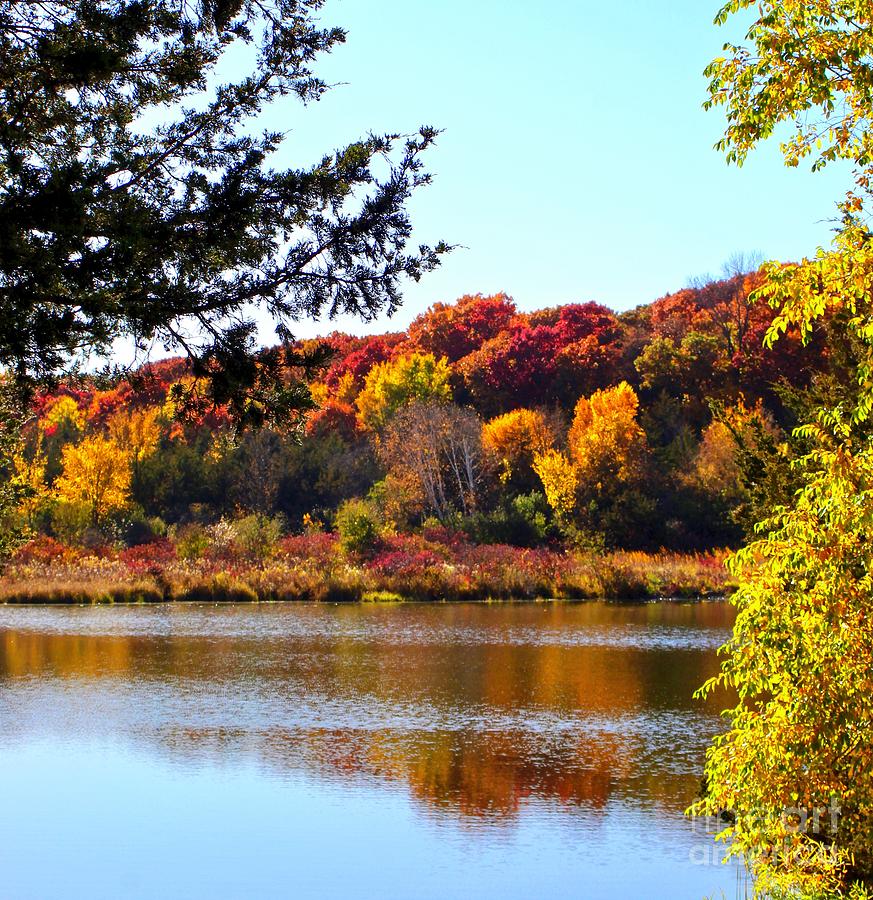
[250,0,851,340]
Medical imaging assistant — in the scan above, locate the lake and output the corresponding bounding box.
[0,600,746,899]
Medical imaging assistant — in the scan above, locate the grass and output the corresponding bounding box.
[0,534,735,605]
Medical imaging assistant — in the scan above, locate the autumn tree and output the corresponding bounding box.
[692,2,873,894]
[534,382,652,546]
[380,402,487,522]
[10,448,49,528]
[0,0,447,421]
[482,408,556,491]
[55,435,132,525]
[322,334,406,394]
[532,449,578,528]
[107,407,162,493]
[356,353,452,431]
[405,293,517,362]
[568,382,648,490]
[457,303,624,415]
[635,333,727,403]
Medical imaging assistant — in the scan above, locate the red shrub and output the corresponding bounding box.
[368,549,445,577]
[13,536,71,564]
[119,539,177,573]
[277,532,339,564]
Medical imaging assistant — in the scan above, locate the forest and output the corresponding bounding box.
[0,261,838,603]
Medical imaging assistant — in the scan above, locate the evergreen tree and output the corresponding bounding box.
[0,0,447,422]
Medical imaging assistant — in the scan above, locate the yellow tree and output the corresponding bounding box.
[11,449,49,527]
[55,435,132,525]
[690,1,873,894]
[40,395,84,433]
[107,407,161,463]
[567,382,647,489]
[482,408,555,486]
[356,352,452,431]
[532,449,577,524]
[534,383,649,545]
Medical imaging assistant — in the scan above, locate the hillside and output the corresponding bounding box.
[3,269,832,559]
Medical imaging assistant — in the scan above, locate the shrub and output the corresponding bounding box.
[335,499,380,554]
[50,501,91,544]
[12,536,70,565]
[277,532,338,564]
[174,524,211,560]
[462,492,553,547]
[206,519,237,559]
[232,513,284,560]
[119,539,177,573]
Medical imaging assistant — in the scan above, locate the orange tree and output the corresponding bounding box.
[482,408,555,491]
[534,382,651,546]
[691,2,873,895]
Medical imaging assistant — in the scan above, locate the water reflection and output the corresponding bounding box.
[0,601,741,898]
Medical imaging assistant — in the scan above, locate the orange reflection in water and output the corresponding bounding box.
[0,601,735,821]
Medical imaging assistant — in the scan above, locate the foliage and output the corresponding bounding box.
[635,332,727,401]
[379,402,487,522]
[10,448,50,527]
[568,381,648,488]
[0,534,732,604]
[691,1,873,895]
[532,383,654,547]
[462,492,554,547]
[356,353,452,430]
[482,408,555,488]
[368,470,426,531]
[107,407,161,464]
[705,0,873,190]
[54,435,132,525]
[533,450,578,523]
[49,501,92,544]
[0,0,447,421]
[231,514,285,560]
[457,303,624,414]
[334,498,381,554]
[406,293,517,362]
[40,396,85,434]
[1,266,835,555]
[693,442,873,895]
[174,524,211,561]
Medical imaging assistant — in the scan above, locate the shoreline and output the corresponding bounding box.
[0,542,734,606]
[0,591,732,607]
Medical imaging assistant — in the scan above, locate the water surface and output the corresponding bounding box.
[0,601,744,899]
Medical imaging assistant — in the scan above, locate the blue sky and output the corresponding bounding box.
[252,0,850,339]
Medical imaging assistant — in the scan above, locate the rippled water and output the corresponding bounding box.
[0,600,746,899]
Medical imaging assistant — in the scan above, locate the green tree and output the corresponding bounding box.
[693,1,873,894]
[0,0,447,422]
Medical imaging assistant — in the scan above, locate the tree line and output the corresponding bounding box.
[0,269,837,554]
